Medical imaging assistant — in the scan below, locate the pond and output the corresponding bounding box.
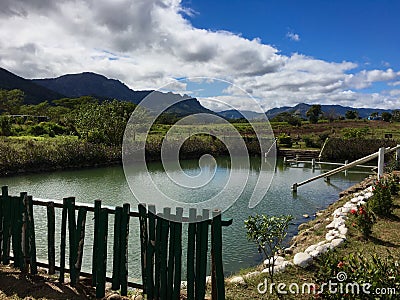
[0,157,371,282]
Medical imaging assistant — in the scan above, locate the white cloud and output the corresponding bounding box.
[286,32,300,42]
[0,0,399,110]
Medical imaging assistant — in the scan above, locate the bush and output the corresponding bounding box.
[368,178,394,217]
[302,135,320,148]
[349,204,376,239]
[316,250,400,299]
[278,133,292,148]
[0,115,12,136]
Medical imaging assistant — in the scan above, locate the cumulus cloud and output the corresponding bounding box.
[0,0,399,110]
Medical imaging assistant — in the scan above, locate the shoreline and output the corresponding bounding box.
[0,148,321,178]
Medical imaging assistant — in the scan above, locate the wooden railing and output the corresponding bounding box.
[0,186,232,299]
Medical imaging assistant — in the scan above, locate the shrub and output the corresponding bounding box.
[244,214,293,296]
[349,204,376,239]
[316,250,400,299]
[368,178,394,217]
[302,135,320,148]
[278,133,292,148]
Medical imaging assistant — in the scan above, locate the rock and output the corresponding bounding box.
[293,252,313,268]
[264,256,285,266]
[133,296,143,300]
[303,214,310,218]
[315,244,330,254]
[229,276,245,285]
[326,221,336,229]
[330,238,345,248]
[243,271,260,279]
[343,202,356,208]
[262,263,288,274]
[351,197,359,203]
[206,276,212,284]
[305,244,317,254]
[309,250,321,258]
[364,192,373,199]
[338,225,348,236]
[298,223,309,231]
[341,207,351,214]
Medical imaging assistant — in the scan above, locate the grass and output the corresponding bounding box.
[222,179,400,299]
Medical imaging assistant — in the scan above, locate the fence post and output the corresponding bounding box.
[27,195,37,274]
[95,208,108,299]
[2,186,11,265]
[47,202,56,275]
[172,207,183,300]
[75,207,87,282]
[66,197,77,285]
[112,206,123,291]
[187,208,197,300]
[120,203,130,296]
[211,210,225,300]
[378,147,385,178]
[59,198,68,282]
[159,217,169,300]
[0,186,5,259]
[146,205,156,299]
[195,209,209,300]
[138,204,148,294]
[92,200,101,287]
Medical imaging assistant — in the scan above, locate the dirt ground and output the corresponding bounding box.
[0,264,98,300]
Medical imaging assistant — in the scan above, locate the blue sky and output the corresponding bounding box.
[0,0,399,111]
[183,0,399,69]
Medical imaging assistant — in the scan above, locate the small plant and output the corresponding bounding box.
[368,178,394,217]
[349,204,376,240]
[244,214,293,297]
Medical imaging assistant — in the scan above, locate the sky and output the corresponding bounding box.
[0,0,399,111]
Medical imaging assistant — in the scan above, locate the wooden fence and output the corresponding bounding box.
[0,186,231,299]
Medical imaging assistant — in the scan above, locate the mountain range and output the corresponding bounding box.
[0,67,394,119]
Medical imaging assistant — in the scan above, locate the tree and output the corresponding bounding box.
[370,112,379,118]
[0,89,24,114]
[392,110,400,122]
[245,214,293,297]
[381,111,392,122]
[72,100,139,145]
[345,110,358,120]
[271,112,302,126]
[306,104,322,124]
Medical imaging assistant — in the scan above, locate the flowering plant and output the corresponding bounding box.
[369,178,394,217]
[349,204,376,239]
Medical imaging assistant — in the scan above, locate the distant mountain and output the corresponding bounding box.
[217,109,265,120]
[266,103,393,119]
[33,72,213,116]
[0,67,65,104]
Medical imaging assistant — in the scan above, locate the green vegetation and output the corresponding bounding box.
[1,88,400,174]
[245,214,293,297]
[223,177,400,299]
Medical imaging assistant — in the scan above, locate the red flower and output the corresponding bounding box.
[350,208,357,215]
[337,261,344,268]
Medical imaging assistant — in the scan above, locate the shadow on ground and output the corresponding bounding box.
[0,265,94,299]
